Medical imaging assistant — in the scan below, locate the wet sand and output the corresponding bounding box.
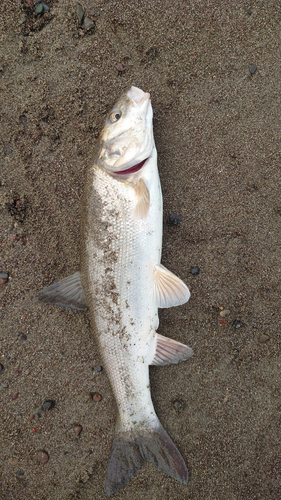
[1,1,280,499]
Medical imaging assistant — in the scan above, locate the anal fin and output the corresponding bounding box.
[151,333,193,366]
[37,271,88,311]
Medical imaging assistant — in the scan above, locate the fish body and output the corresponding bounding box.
[80,147,161,429]
[38,86,192,495]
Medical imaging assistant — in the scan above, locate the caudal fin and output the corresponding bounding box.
[105,423,188,496]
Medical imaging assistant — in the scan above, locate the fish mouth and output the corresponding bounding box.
[114,158,148,175]
[127,87,150,108]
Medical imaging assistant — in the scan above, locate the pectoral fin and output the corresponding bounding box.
[151,333,193,366]
[153,264,190,308]
[37,271,88,310]
[133,178,150,219]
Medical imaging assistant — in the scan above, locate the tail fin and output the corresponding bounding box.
[105,422,188,496]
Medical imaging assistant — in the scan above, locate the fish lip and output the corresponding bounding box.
[127,87,150,107]
[114,157,149,176]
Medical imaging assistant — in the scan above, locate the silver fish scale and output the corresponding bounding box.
[80,159,162,430]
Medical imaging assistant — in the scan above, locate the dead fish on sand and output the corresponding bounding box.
[38,86,193,495]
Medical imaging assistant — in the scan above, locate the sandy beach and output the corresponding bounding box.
[1,1,280,499]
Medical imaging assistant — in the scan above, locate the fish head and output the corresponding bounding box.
[98,86,154,176]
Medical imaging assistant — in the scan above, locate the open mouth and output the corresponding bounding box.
[115,158,148,175]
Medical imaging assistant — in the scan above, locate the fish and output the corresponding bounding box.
[38,86,193,496]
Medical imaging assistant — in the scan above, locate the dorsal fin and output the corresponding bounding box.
[37,271,88,311]
[153,264,190,308]
[133,178,150,219]
[151,333,193,366]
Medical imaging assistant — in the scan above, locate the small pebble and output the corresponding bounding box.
[116,63,126,73]
[249,64,257,75]
[20,114,27,123]
[31,427,38,434]
[73,424,83,435]
[6,147,13,154]
[91,392,102,402]
[8,458,18,465]
[191,266,200,275]
[220,309,231,318]
[168,214,181,226]
[0,364,4,374]
[20,333,27,340]
[0,272,9,285]
[232,319,244,329]
[42,2,50,12]
[258,333,270,344]
[28,414,35,421]
[42,399,56,410]
[83,17,95,30]
[172,398,186,414]
[1,382,9,388]
[12,391,19,400]
[76,3,84,24]
[20,235,27,245]
[35,4,44,14]
[96,366,103,372]
[37,450,49,464]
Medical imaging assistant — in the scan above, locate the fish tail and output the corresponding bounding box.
[105,421,188,496]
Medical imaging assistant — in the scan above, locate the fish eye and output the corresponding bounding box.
[109,111,122,123]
